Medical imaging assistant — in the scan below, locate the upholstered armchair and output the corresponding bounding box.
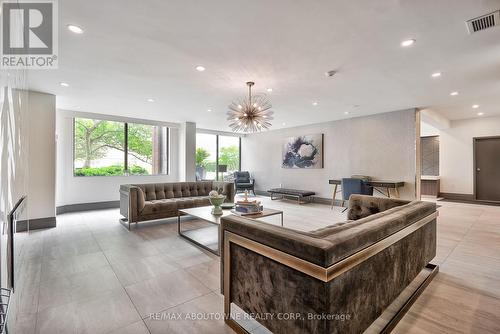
[234,171,255,195]
[340,177,373,211]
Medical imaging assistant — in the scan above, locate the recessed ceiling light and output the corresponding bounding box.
[431,72,442,78]
[450,91,459,96]
[67,24,84,34]
[266,88,273,92]
[477,112,484,116]
[60,82,69,87]
[401,39,415,47]
[312,102,318,106]
[207,108,212,112]
[146,98,155,102]
[472,104,480,109]
[282,122,286,126]
[325,70,337,77]
[344,111,350,115]
[195,65,205,72]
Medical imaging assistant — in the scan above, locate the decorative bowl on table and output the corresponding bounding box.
[221,202,235,210]
[209,191,226,215]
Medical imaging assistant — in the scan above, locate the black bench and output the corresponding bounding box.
[268,188,316,204]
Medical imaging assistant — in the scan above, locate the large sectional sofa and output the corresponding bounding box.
[220,195,438,334]
[120,181,234,229]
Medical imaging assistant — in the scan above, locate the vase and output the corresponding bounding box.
[209,195,226,215]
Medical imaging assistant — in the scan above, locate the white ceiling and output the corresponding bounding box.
[27,0,500,131]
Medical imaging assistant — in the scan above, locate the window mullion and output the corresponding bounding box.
[124,122,129,173]
[215,135,219,181]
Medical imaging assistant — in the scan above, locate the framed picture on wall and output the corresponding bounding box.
[282,134,324,169]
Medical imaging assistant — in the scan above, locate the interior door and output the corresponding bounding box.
[475,137,500,201]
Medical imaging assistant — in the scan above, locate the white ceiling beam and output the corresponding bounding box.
[420,108,451,129]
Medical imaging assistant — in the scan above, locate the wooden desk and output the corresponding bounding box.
[328,179,405,209]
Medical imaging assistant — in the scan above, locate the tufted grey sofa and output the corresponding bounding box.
[120,181,234,229]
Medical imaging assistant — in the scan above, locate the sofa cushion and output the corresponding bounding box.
[192,196,211,207]
[175,197,196,209]
[141,199,178,215]
[236,182,253,187]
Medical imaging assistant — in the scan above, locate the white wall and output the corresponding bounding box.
[27,92,57,218]
[178,122,196,182]
[242,109,418,200]
[421,122,440,137]
[429,116,500,195]
[4,90,56,220]
[56,109,181,206]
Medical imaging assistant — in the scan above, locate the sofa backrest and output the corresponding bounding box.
[134,181,214,201]
[221,195,436,267]
[234,171,250,183]
[347,194,410,220]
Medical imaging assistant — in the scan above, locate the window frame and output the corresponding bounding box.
[72,117,170,177]
[196,132,242,181]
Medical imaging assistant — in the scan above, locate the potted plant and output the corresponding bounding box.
[196,148,210,180]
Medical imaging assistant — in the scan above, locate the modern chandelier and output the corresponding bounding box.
[227,81,274,133]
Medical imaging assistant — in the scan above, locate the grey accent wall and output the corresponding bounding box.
[241,109,417,200]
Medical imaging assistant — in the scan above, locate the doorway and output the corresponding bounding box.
[474,136,500,202]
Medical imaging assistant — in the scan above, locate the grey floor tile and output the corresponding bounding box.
[35,302,79,334]
[74,288,141,334]
[144,292,234,334]
[109,253,181,286]
[38,265,122,311]
[7,312,37,334]
[164,245,214,269]
[106,320,150,334]
[42,237,101,261]
[125,269,211,317]
[186,259,221,291]
[40,252,109,282]
[36,288,141,334]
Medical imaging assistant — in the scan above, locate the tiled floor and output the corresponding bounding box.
[8,197,500,334]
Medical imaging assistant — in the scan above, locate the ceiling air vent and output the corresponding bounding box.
[466,10,500,34]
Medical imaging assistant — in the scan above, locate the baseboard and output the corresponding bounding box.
[313,196,336,205]
[439,192,474,201]
[56,200,120,214]
[438,192,500,206]
[16,216,56,232]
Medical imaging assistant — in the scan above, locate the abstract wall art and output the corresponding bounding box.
[282,134,323,169]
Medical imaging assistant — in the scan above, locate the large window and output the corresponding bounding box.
[74,117,169,176]
[195,133,217,180]
[195,133,240,181]
[218,136,240,181]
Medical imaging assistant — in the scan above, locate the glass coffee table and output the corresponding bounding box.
[177,206,283,255]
